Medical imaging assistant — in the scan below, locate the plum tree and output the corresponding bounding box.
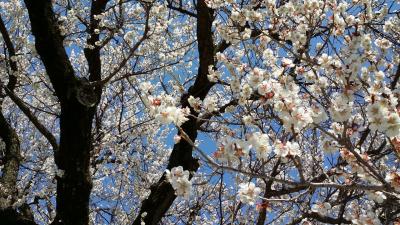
[0,0,399,224]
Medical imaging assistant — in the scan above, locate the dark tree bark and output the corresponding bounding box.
[0,208,37,225]
[0,14,20,208]
[23,1,106,224]
[132,1,215,224]
[0,14,37,225]
[0,112,20,205]
[0,16,17,91]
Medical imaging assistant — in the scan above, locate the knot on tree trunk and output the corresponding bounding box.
[75,78,99,108]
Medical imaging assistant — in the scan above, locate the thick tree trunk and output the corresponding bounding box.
[24,1,103,224]
[51,101,96,225]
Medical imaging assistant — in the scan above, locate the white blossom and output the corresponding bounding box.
[311,202,331,216]
[238,182,261,205]
[166,166,192,199]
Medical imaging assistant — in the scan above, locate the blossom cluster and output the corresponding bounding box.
[311,202,331,216]
[188,95,219,113]
[144,93,189,127]
[366,96,400,138]
[165,166,192,199]
[213,136,249,163]
[214,132,303,163]
[237,182,261,205]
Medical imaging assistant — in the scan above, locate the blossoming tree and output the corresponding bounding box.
[0,0,400,224]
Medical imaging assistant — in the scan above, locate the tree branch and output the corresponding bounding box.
[133,1,215,224]
[23,0,76,101]
[2,86,59,151]
[0,15,17,91]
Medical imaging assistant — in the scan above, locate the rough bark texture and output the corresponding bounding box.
[0,149,37,223]
[0,208,37,225]
[0,14,37,225]
[0,112,21,206]
[0,14,20,208]
[51,101,96,225]
[132,1,215,224]
[23,1,105,224]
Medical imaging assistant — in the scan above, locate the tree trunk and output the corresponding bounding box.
[24,1,103,224]
[51,100,96,225]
